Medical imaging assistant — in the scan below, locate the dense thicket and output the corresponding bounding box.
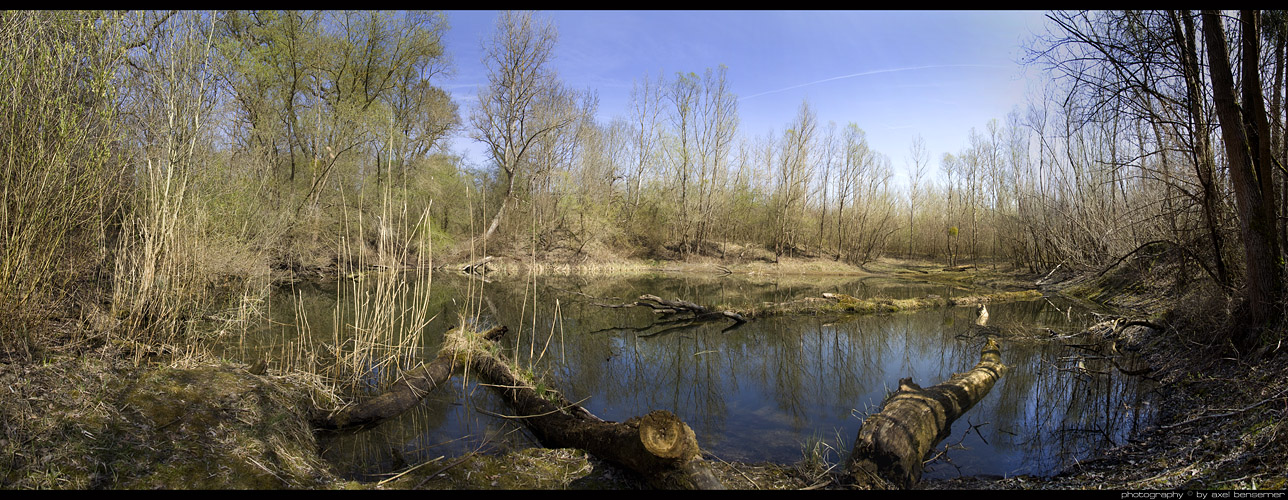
[2,10,1286,358]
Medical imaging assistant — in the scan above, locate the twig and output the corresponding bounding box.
[1160,388,1288,430]
[413,454,475,489]
[474,395,594,420]
[706,452,761,490]
[377,455,444,487]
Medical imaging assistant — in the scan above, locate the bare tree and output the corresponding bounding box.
[906,134,928,258]
[470,11,575,243]
[1202,10,1283,345]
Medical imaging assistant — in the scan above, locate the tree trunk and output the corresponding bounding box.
[481,170,517,243]
[846,338,1007,489]
[309,325,508,430]
[1172,9,1230,288]
[469,332,724,489]
[1203,10,1284,348]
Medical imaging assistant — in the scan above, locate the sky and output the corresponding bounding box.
[437,10,1055,184]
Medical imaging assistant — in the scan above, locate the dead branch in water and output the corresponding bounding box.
[593,294,747,335]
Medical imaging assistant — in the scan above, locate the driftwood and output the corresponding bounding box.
[595,294,747,336]
[469,327,724,489]
[847,338,1008,489]
[310,325,508,431]
[461,256,494,275]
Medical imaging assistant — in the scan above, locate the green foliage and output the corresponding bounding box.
[0,11,128,340]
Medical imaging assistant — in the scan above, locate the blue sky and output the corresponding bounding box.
[439,10,1054,182]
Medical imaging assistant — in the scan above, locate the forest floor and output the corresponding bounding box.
[2,245,1286,490]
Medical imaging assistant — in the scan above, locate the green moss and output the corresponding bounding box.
[111,365,337,488]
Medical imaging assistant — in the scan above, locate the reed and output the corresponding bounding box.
[287,156,439,395]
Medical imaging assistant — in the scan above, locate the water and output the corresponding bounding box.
[221,271,1158,482]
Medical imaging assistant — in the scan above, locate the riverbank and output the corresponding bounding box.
[2,251,1284,490]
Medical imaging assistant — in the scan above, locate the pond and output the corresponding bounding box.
[219,270,1159,483]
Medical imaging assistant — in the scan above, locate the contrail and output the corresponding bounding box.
[739,64,1008,100]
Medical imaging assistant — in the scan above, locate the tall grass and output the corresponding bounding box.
[286,155,439,395]
[107,11,230,362]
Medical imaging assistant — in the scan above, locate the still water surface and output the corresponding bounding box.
[225,272,1158,482]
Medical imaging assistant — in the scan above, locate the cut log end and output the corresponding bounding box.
[639,410,700,460]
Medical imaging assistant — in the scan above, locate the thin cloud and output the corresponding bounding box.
[739,64,1008,101]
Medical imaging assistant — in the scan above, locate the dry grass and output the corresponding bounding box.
[282,175,439,397]
[0,344,342,489]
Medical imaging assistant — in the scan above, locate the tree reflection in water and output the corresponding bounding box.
[227,273,1157,481]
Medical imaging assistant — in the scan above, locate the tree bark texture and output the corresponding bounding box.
[309,325,508,431]
[1202,10,1284,345]
[467,336,724,489]
[846,338,1008,489]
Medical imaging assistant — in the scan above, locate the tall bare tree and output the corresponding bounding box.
[906,134,929,258]
[470,11,575,243]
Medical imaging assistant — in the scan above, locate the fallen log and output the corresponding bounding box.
[847,338,1008,489]
[310,325,508,431]
[594,294,747,335]
[467,327,724,489]
[462,255,494,275]
[736,290,1042,319]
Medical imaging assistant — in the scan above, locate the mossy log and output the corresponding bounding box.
[469,330,724,489]
[737,289,1041,318]
[310,325,508,431]
[847,338,1008,489]
[592,290,1040,332]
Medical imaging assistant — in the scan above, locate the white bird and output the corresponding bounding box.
[975,304,990,326]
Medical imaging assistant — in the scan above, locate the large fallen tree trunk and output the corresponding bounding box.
[467,327,724,489]
[309,324,721,488]
[846,338,1008,489]
[310,325,508,430]
[734,289,1042,318]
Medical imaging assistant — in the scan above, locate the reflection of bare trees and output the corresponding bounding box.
[263,274,1157,476]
